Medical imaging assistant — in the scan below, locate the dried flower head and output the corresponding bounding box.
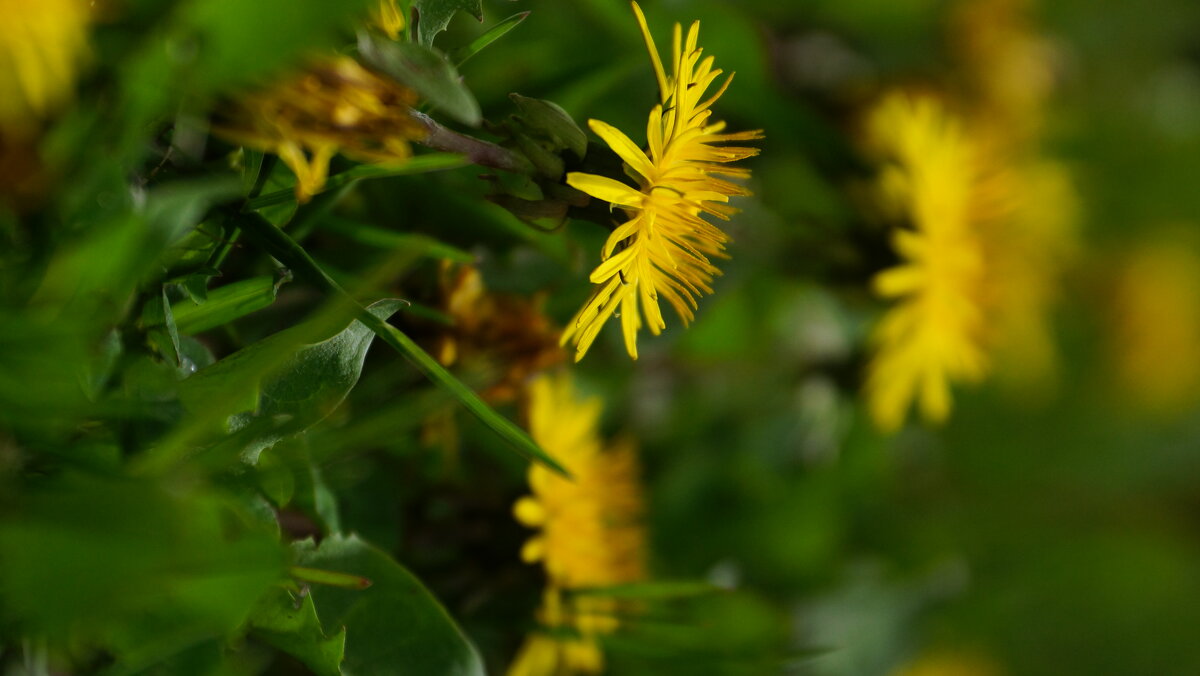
[436,264,566,405]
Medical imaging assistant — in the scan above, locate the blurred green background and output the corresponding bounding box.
[3,0,1200,675]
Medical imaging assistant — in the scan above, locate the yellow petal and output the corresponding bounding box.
[621,292,641,360]
[588,119,656,181]
[513,496,546,526]
[632,2,670,102]
[589,242,638,284]
[873,265,923,297]
[520,537,545,563]
[566,172,643,208]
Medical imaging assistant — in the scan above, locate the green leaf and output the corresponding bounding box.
[322,217,475,263]
[179,0,375,93]
[141,287,183,367]
[256,447,297,507]
[143,176,243,244]
[242,148,266,196]
[36,172,234,321]
[510,94,589,158]
[245,154,469,211]
[358,33,482,126]
[412,0,484,46]
[513,131,566,179]
[83,328,124,401]
[181,271,213,304]
[254,299,406,422]
[235,212,570,477]
[291,566,373,590]
[35,179,236,324]
[180,299,407,464]
[171,272,291,335]
[0,474,286,663]
[451,11,529,65]
[249,588,346,676]
[282,441,343,533]
[179,334,217,373]
[294,534,485,676]
[366,318,571,476]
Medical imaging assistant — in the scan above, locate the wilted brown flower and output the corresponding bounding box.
[436,264,566,405]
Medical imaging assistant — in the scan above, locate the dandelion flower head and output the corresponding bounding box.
[216,56,425,202]
[0,0,90,137]
[953,0,1057,146]
[950,0,1079,394]
[513,372,644,587]
[508,372,645,675]
[864,92,989,432]
[562,2,761,361]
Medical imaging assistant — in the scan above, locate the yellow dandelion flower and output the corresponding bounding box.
[952,0,1078,393]
[216,56,426,203]
[562,2,761,361]
[863,2,1077,430]
[0,0,90,137]
[514,372,644,587]
[952,0,1057,147]
[863,92,989,432]
[1110,231,1200,414]
[509,372,645,675]
[371,0,406,40]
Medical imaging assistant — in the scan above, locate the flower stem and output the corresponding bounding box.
[412,112,534,174]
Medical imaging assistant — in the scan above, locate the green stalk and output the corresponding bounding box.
[235,211,569,478]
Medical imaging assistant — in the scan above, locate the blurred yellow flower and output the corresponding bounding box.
[216,56,425,202]
[862,68,1078,431]
[509,372,645,675]
[1110,232,1200,414]
[372,0,406,40]
[515,372,644,587]
[863,92,989,432]
[979,158,1078,392]
[952,0,1079,396]
[0,0,90,137]
[953,0,1057,146]
[562,2,761,361]
[507,589,611,676]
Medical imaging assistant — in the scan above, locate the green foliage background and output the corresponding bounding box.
[3,0,1200,675]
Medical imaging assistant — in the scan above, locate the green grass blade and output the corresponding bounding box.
[567,580,722,600]
[236,212,569,478]
[244,153,469,211]
[171,274,286,335]
[322,217,475,263]
[452,12,530,66]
